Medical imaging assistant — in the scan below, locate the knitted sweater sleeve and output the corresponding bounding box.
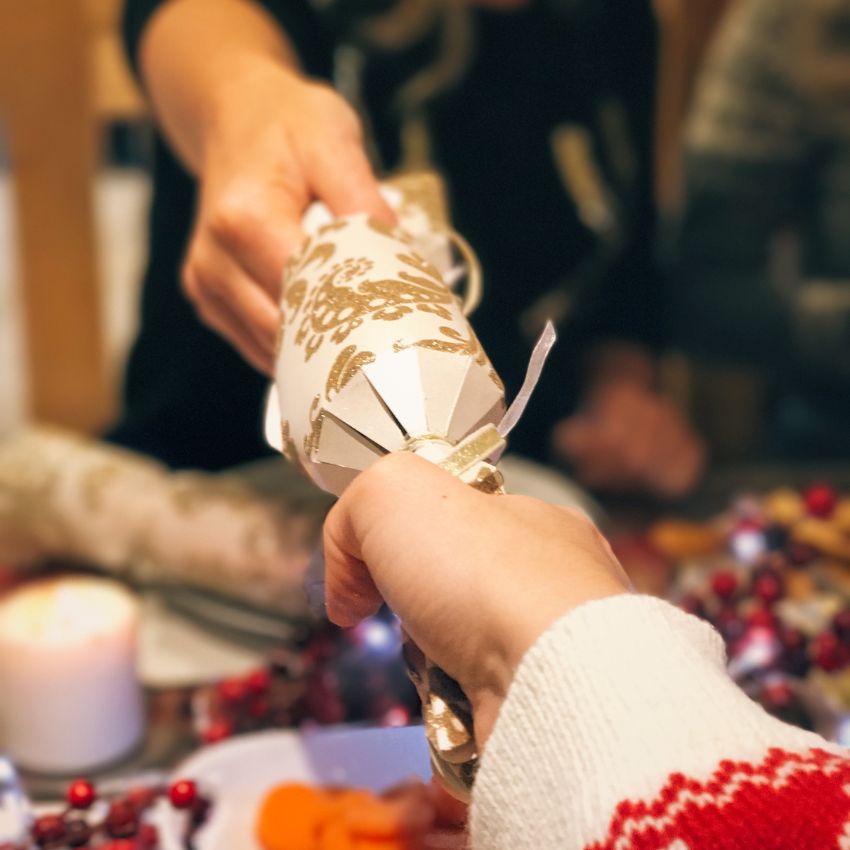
[470,595,850,850]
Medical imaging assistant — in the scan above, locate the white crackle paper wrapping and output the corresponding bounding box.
[267,211,506,495]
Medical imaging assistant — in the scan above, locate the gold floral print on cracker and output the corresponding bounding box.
[303,395,325,458]
[291,252,456,361]
[278,419,300,467]
[395,325,505,393]
[326,345,376,401]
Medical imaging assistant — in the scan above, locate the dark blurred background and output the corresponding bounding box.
[0,0,736,454]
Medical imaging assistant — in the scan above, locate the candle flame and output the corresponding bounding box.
[0,578,136,645]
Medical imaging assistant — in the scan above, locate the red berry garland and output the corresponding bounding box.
[5,778,211,850]
[194,666,277,744]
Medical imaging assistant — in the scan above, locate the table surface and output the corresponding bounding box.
[16,459,850,800]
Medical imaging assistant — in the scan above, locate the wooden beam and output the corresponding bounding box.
[0,0,112,432]
[654,0,734,212]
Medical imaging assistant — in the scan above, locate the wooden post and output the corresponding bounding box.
[0,0,112,432]
[653,0,734,213]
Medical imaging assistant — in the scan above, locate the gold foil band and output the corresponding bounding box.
[436,423,505,478]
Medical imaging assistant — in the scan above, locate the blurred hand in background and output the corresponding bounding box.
[554,344,706,499]
[139,0,393,373]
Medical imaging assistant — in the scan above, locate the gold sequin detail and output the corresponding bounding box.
[303,395,325,459]
[279,419,300,468]
[366,216,399,240]
[293,253,455,361]
[286,240,336,285]
[274,318,285,356]
[325,345,376,401]
[283,279,307,325]
[437,425,505,478]
[318,220,347,236]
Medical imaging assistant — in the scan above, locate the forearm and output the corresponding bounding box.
[471,596,846,849]
[137,0,302,173]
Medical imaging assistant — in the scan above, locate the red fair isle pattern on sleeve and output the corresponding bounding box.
[586,748,850,850]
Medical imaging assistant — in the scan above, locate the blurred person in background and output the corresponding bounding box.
[109,0,705,497]
[677,0,850,461]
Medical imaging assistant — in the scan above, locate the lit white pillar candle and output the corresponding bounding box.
[0,577,143,773]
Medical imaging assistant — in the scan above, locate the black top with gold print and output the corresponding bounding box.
[111,0,659,467]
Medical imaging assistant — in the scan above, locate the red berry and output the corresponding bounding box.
[67,778,97,810]
[748,607,778,630]
[813,632,845,672]
[245,668,271,696]
[101,841,136,850]
[137,823,159,849]
[804,483,837,518]
[711,570,738,601]
[201,718,233,744]
[752,568,785,606]
[216,678,248,704]
[105,801,139,838]
[31,814,65,846]
[762,679,794,708]
[168,779,198,809]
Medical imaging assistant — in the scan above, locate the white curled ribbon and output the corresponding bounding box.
[498,320,558,438]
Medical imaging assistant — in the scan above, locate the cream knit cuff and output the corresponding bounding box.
[470,594,829,850]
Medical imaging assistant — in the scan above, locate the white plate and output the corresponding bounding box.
[499,454,604,525]
[138,594,266,688]
[156,726,431,850]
